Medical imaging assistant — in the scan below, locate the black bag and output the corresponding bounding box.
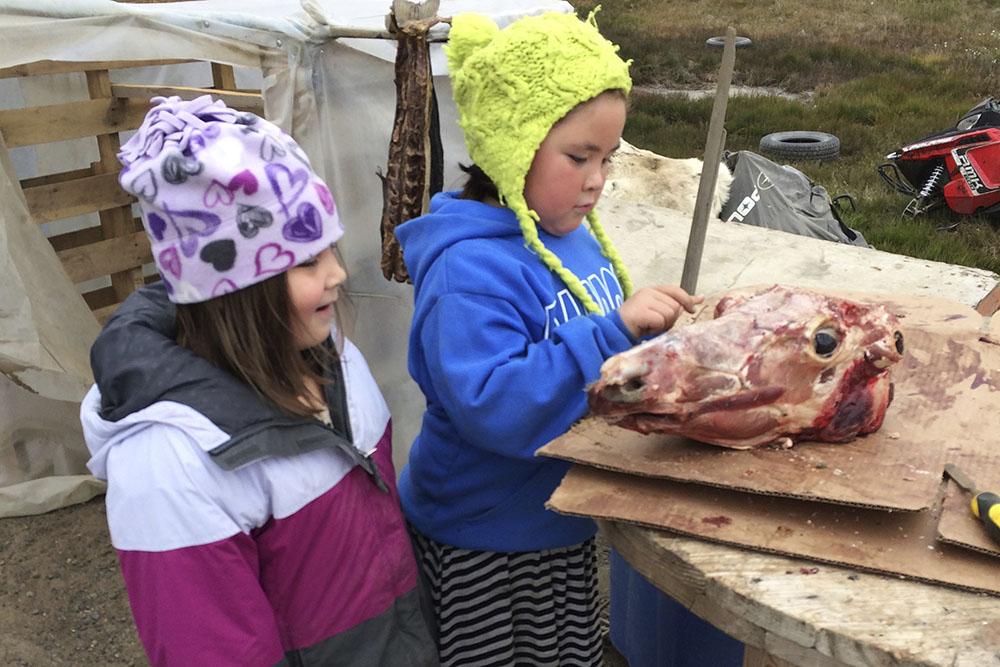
[721,150,868,248]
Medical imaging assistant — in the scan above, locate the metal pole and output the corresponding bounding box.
[680,26,737,294]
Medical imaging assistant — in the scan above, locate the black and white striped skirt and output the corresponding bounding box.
[410,532,603,667]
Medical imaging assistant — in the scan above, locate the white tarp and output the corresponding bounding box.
[0,0,571,515]
[0,130,103,516]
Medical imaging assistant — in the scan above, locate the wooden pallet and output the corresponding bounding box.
[0,59,263,323]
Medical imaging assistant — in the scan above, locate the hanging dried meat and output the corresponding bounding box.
[378,13,444,283]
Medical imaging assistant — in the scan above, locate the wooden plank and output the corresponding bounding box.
[758,634,846,667]
[742,646,800,667]
[110,83,262,113]
[85,273,160,324]
[48,218,143,252]
[82,285,119,311]
[974,280,1000,315]
[87,70,125,170]
[0,97,149,148]
[0,59,191,79]
[47,225,104,253]
[56,230,151,284]
[23,172,133,223]
[93,303,120,325]
[19,167,93,189]
[602,521,997,667]
[211,62,238,91]
[82,273,158,312]
[88,69,147,300]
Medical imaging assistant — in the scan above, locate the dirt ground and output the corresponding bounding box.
[0,496,627,666]
[0,498,145,666]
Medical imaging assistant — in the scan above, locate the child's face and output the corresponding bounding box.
[523,92,627,237]
[286,245,346,350]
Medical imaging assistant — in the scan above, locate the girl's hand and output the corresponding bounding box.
[618,285,703,339]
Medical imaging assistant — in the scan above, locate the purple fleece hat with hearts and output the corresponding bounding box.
[118,95,343,304]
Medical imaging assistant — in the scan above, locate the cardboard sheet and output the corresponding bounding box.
[540,292,1000,511]
[548,464,1000,596]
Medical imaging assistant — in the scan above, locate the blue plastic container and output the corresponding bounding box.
[610,549,744,666]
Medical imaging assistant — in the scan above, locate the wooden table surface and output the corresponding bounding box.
[600,519,1000,667]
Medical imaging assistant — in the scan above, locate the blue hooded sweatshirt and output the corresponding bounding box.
[396,192,637,552]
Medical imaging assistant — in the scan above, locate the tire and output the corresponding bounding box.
[706,36,753,49]
[759,131,841,161]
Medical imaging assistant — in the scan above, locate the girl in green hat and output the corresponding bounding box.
[396,10,701,665]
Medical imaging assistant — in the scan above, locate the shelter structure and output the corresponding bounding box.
[0,0,573,515]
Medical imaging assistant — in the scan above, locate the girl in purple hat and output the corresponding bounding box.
[79,96,436,666]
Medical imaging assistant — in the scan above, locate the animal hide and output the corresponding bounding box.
[378,16,443,283]
[602,140,732,219]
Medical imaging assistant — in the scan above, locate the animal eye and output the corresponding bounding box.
[894,331,904,354]
[813,328,839,358]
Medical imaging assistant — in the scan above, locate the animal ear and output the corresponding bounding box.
[445,13,499,73]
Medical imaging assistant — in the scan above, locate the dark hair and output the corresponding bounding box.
[458,163,499,202]
[175,272,339,419]
[458,89,629,203]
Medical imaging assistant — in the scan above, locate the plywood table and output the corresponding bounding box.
[586,186,1000,667]
[601,519,999,667]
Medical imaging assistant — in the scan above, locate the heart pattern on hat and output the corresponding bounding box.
[147,212,168,241]
[118,96,344,304]
[228,170,258,196]
[163,205,222,258]
[283,202,323,243]
[200,239,237,272]
[204,180,234,208]
[212,278,238,297]
[162,153,204,185]
[285,141,312,170]
[159,246,182,279]
[260,135,287,162]
[254,242,295,276]
[129,169,158,203]
[237,205,273,239]
[235,113,259,128]
[315,183,336,215]
[265,163,309,217]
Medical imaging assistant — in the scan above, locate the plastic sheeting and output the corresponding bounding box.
[0,130,103,516]
[0,0,571,515]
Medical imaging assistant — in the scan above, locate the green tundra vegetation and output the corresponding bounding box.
[572,0,1000,273]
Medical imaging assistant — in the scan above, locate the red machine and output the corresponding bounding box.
[879,97,1000,218]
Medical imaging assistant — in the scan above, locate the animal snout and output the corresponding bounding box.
[597,368,646,403]
[591,355,655,408]
[598,376,648,404]
[864,330,905,368]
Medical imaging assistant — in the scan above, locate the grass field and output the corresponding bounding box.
[571,0,1000,273]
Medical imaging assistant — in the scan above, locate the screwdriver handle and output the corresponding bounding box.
[970,491,1000,545]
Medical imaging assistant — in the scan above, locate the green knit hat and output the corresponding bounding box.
[446,9,635,313]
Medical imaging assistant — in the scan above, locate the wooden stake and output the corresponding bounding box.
[86,68,146,299]
[680,27,737,294]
